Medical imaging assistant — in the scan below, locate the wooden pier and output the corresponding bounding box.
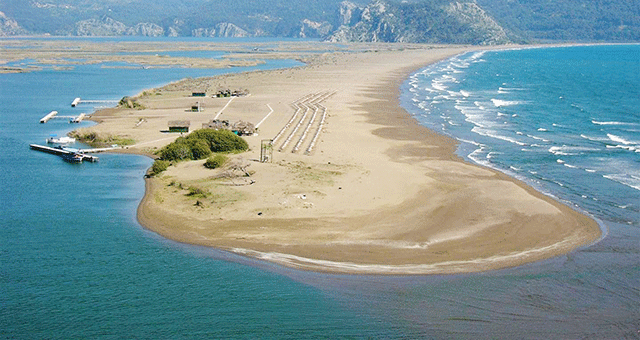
[40,111,58,123]
[71,113,86,123]
[30,144,99,162]
[39,111,87,124]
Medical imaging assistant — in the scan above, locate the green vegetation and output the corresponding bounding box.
[69,129,135,148]
[186,138,212,160]
[157,128,247,162]
[186,185,208,198]
[149,160,170,176]
[2,0,637,42]
[157,141,192,161]
[118,96,145,110]
[188,129,248,153]
[476,0,640,42]
[204,154,228,169]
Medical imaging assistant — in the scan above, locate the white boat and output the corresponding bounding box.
[46,136,76,144]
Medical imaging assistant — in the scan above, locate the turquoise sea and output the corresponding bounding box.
[2,41,639,338]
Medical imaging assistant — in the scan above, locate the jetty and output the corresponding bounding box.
[40,111,58,123]
[29,144,99,162]
[71,97,81,107]
[39,111,87,124]
[71,113,86,123]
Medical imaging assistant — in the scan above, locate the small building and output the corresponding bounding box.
[192,92,206,97]
[202,119,230,130]
[190,102,203,112]
[168,120,190,133]
[232,120,256,136]
[215,88,249,98]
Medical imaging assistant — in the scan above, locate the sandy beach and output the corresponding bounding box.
[76,43,602,274]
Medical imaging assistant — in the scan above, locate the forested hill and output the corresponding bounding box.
[1,0,639,44]
[475,0,640,42]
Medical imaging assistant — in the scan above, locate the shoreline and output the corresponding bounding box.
[79,43,601,275]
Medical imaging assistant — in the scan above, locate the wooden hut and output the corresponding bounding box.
[168,120,190,133]
[202,119,230,130]
[232,120,256,136]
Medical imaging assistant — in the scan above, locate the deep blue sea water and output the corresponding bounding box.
[2,41,639,338]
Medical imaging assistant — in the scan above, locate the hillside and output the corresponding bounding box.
[0,0,638,43]
[476,0,640,42]
[328,0,511,45]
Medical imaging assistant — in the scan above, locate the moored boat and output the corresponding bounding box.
[46,135,76,144]
[62,152,83,163]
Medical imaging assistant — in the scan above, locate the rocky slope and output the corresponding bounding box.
[5,0,636,43]
[328,0,511,45]
[0,11,27,36]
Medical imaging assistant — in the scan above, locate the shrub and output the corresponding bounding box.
[186,186,208,198]
[187,138,212,160]
[204,154,228,169]
[149,160,170,176]
[187,129,248,153]
[158,141,192,161]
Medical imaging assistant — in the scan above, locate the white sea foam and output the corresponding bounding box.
[580,134,610,142]
[607,134,638,145]
[486,151,502,159]
[491,99,526,107]
[548,145,601,156]
[463,112,496,128]
[549,146,570,156]
[603,174,640,191]
[432,82,447,92]
[498,87,526,92]
[593,120,639,126]
[472,127,527,146]
[473,101,486,110]
[527,134,551,143]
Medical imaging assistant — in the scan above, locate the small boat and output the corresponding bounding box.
[46,135,76,144]
[62,151,83,163]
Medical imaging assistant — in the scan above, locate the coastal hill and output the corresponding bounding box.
[1,0,639,43]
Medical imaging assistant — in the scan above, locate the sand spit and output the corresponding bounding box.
[63,41,600,274]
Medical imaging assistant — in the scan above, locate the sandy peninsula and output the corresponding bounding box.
[80,43,601,275]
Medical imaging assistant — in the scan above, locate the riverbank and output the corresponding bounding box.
[82,43,601,274]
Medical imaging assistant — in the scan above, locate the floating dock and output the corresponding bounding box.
[71,97,81,107]
[71,113,86,123]
[40,111,58,123]
[30,144,99,162]
[39,111,87,124]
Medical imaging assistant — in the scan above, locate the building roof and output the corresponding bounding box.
[168,120,191,127]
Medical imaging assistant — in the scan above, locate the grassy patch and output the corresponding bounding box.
[69,129,135,148]
[285,161,343,186]
[186,185,208,198]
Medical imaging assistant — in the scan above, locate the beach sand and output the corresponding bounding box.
[82,43,601,274]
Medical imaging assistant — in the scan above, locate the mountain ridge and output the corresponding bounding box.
[1,0,638,43]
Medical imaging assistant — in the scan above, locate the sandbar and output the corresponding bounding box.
[80,43,601,274]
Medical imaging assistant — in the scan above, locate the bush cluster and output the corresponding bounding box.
[157,129,248,162]
[188,129,249,153]
[204,154,228,169]
[149,160,170,176]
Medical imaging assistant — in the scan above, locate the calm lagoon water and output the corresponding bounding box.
[2,41,638,338]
